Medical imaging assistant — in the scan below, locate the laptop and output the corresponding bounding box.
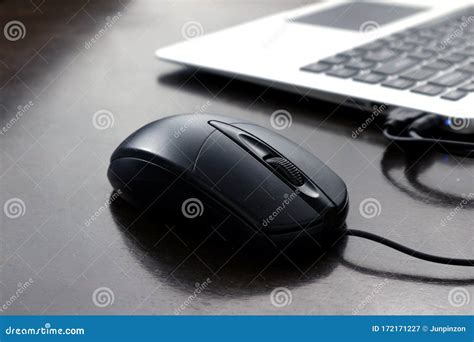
[156,1,474,119]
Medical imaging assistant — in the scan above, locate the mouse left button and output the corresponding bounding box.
[111,115,217,170]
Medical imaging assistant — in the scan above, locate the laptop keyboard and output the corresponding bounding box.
[301,7,474,101]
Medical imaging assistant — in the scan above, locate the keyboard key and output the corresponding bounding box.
[409,49,436,59]
[374,57,420,75]
[382,78,415,90]
[459,63,474,73]
[441,90,468,101]
[411,84,446,96]
[429,71,471,87]
[441,53,468,63]
[459,82,474,92]
[353,73,386,84]
[345,59,375,69]
[459,46,474,54]
[358,40,386,51]
[390,41,419,52]
[319,55,349,65]
[404,36,431,45]
[363,49,397,62]
[418,29,439,38]
[401,67,437,81]
[424,45,446,54]
[301,62,332,73]
[446,37,467,46]
[426,60,452,70]
[326,68,358,78]
[388,33,407,41]
[339,49,364,58]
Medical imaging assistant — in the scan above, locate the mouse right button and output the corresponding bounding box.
[233,123,348,209]
[193,130,322,234]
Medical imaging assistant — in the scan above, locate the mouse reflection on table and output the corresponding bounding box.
[108,194,344,296]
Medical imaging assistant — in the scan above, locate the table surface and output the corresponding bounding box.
[1,0,473,315]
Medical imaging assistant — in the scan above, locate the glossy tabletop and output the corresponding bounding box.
[1,0,473,315]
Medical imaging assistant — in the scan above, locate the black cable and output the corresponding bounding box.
[382,108,474,154]
[354,108,474,266]
[383,128,474,151]
[346,229,474,267]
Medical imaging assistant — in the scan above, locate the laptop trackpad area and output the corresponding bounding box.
[293,2,426,31]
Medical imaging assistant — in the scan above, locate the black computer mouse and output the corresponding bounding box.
[108,114,349,245]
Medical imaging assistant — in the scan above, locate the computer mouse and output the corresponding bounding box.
[108,114,349,245]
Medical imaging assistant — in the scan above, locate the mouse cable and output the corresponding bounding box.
[381,107,474,154]
[346,229,474,267]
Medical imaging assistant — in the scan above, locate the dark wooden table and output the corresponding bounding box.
[1,0,473,315]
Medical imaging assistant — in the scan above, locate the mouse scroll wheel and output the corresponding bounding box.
[265,157,304,187]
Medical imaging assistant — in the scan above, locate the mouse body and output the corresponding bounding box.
[108,114,348,245]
